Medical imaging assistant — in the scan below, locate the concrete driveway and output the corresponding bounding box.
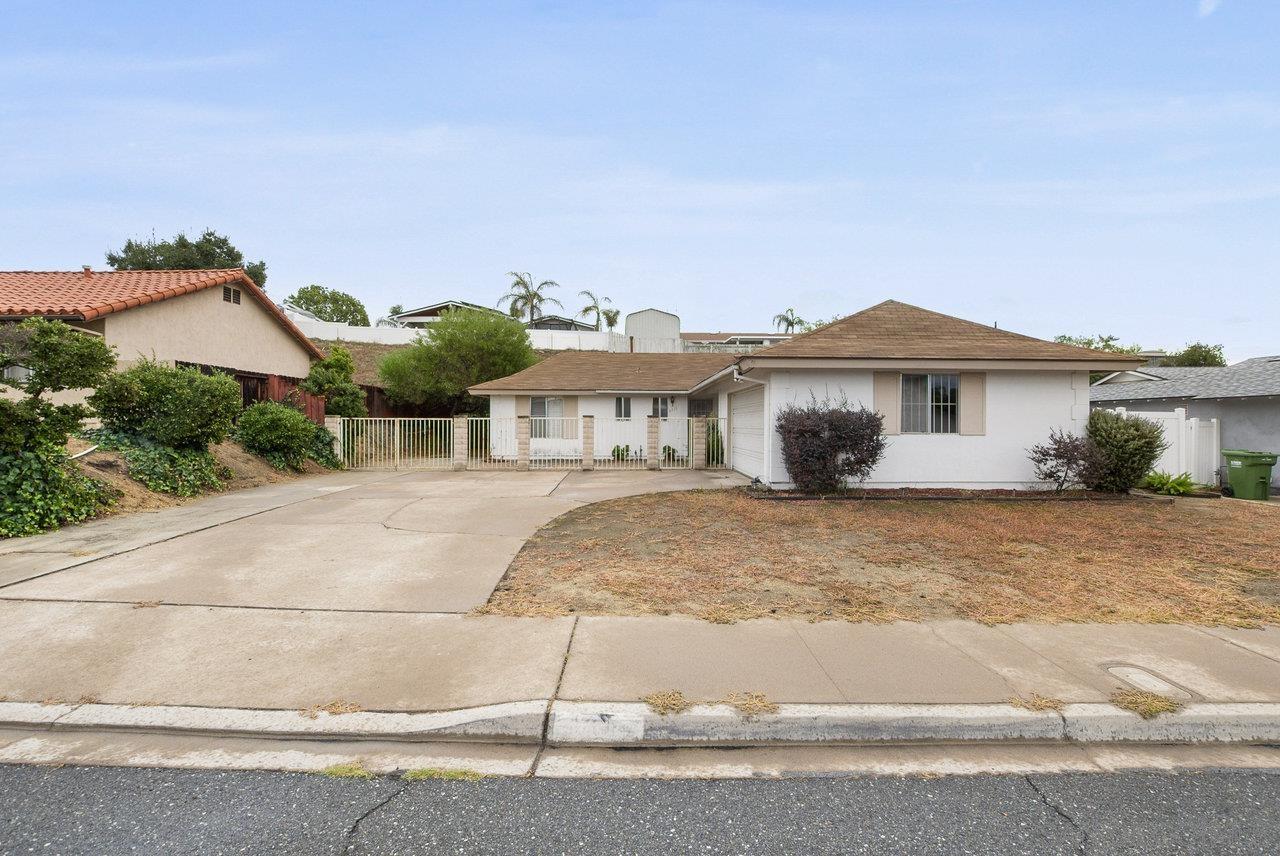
[0,469,747,613]
[0,468,749,713]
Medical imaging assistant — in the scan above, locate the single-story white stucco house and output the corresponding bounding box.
[470,300,1144,487]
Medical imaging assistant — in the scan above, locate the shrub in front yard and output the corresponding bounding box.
[1142,471,1195,496]
[235,401,316,470]
[1,319,117,536]
[309,424,343,469]
[90,359,241,450]
[775,400,886,493]
[300,345,367,418]
[1085,410,1168,493]
[1027,428,1102,492]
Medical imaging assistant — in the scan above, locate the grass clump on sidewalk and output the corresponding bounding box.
[1008,692,1065,712]
[402,767,484,782]
[319,762,375,779]
[641,690,694,715]
[1111,690,1183,719]
[720,692,779,716]
[301,700,364,719]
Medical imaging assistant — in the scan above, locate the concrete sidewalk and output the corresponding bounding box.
[1,467,1278,754]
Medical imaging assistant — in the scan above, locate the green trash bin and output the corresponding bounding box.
[1222,450,1277,501]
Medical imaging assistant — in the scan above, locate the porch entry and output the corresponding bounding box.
[334,415,730,471]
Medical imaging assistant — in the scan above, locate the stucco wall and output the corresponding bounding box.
[104,285,314,378]
[763,368,1081,488]
[1187,398,1280,486]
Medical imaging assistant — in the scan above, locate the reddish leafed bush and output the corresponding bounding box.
[775,400,886,493]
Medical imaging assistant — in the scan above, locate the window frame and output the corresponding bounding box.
[650,396,669,418]
[614,396,632,418]
[899,373,959,435]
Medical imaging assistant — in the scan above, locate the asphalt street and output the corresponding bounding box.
[2,764,1278,854]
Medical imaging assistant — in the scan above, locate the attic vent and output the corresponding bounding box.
[223,286,241,305]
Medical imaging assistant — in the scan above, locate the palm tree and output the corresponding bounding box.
[601,308,621,332]
[577,290,612,330]
[499,272,562,323]
[773,307,806,334]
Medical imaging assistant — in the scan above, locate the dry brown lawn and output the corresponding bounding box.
[477,490,1280,626]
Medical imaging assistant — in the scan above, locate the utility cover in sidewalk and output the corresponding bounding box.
[1106,665,1194,700]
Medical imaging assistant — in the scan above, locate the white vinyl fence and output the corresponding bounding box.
[1106,407,1221,486]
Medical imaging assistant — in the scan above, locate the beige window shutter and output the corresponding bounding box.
[959,373,986,435]
[873,372,901,435]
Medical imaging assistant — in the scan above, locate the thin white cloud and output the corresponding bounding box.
[1012,93,1280,136]
[0,50,269,77]
[1198,0,1222,17]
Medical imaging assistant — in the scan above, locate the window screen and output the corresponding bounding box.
[901,374,958,434]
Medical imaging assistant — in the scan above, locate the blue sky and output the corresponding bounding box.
[2,1,1276,358]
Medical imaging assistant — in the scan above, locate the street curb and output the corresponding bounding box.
[3,700,1280,747]
[0,700,548,743]
[545,701,1280,747]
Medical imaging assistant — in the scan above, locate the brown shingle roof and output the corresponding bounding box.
[0,268,322,359]
[469,351,736,394]
[748,300,1145,363]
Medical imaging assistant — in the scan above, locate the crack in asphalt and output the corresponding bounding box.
[1024,774,1090,855]
[342,781,410,855]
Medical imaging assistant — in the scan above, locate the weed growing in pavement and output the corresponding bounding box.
[402,767,484,781]
[319,762,375,779]
[1111,690,1183,719]
[300,700,364,719]
[1008,692,1065,712]
[720,692,779,716]
[641,690,694,715]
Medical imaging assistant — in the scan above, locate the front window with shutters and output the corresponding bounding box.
[900,374,958,434]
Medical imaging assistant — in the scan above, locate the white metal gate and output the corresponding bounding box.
[340,418,452,470]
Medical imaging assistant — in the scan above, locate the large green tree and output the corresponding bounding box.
[285,285,370,326]
[1053,334,1141,354]
[1164,342,1226,367]
[106,229,267,288]
[378,309,536,414]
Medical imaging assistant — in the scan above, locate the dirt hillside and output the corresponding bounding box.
[67,438,326,518]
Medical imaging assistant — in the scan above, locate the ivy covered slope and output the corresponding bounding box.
[2,320,345,539]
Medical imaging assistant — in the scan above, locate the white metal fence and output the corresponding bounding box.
[340,417,452,470]
[595,417,648,469]
[530,417,582,469]
[467,417,517,469]
[338,416,732,472]
[1107,407,1221,485]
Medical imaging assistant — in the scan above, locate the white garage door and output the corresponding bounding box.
[729,386,765,480]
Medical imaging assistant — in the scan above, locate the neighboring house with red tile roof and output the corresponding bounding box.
[1,267,321,406]
[470,300,1144,488]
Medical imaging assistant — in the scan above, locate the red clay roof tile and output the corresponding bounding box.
[0,268,322,360]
